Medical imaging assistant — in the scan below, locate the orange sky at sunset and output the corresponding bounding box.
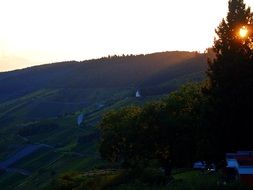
[0,0,253,72]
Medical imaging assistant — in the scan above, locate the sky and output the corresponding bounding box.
[0,0,253,72]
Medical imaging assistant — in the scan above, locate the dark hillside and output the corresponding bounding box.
[0,52,205,101]
[0,51,206,122]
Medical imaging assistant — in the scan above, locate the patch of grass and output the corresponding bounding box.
[50,169,253,190]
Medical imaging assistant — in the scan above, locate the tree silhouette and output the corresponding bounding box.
[205,0,253,154]
[207,0,253,91]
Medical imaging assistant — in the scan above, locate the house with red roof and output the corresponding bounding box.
[226,151,253,186]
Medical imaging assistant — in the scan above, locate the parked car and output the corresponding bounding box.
[193,161,207,170]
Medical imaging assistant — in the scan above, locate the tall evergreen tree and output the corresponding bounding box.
[207,0,253,92]
[206,0,253,154]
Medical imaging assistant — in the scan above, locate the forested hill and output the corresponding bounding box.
[0,51,207,123]
[0,51,206,102]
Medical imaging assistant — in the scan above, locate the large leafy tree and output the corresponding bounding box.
[206,0,253,154]
[99,106,142,165]
[99,83,203,176]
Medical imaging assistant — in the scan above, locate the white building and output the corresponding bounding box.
[135,90,141,98]
[77,113,84,126]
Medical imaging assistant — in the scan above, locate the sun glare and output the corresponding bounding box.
[239,26,248,38]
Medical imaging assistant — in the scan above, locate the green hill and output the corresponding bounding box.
[0,51,207,189]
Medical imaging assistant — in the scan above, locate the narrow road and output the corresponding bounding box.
[0,144,53,175]
[0,144,43,169]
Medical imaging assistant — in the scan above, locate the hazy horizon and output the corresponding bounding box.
[1,0,253,72]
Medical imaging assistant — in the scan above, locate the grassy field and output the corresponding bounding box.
[0,93,166,189]
[46,168,253,190]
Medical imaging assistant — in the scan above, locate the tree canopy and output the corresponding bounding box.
[99,83,204,176]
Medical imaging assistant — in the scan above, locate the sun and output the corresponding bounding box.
[239,26,248,38]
